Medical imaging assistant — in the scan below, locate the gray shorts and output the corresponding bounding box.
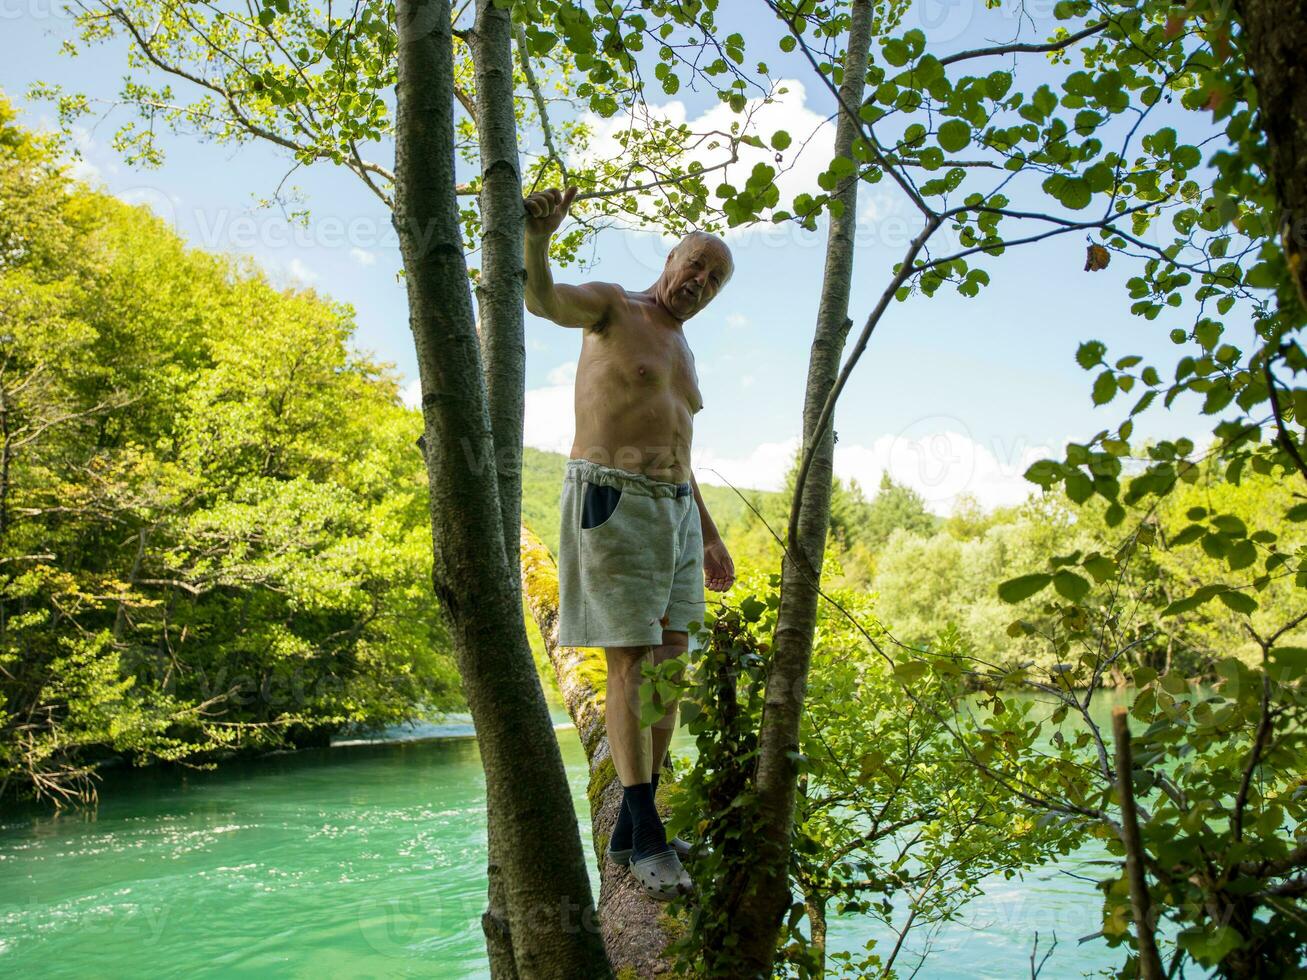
[558,458,705,648]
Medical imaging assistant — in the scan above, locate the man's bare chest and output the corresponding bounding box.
[584,317,703,411]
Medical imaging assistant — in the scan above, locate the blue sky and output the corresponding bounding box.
[1,1,1234,512]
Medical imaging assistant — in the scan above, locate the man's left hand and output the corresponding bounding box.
[704,538,735,593]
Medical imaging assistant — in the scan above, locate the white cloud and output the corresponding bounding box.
[254,254,322,289]
[115,187,180,230]
[288,257,319,283]
[726,313,749,329]
[695,438,799,493]
[832,430,1052,514]
[350,247,377,266]
[693,428,1052,512]
[574,78,835,241]
[524,379,575,454]
[519,362,579,452]
[64,125,102,185]
[401,378,422,410]
[67,156,102,185]
[546,360,577,385]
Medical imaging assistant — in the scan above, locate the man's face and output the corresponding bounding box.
[662,233,733,320]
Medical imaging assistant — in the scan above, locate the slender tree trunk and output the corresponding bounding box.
[805,889,828,977]
[715,2,875,970]
[392,3,609,976]
[470,0,527,565]
[520,527,688,977]
[0,377,11,538]
[1112,709,1163,979]
[1233,0,1307,313]
[467,5,528,973]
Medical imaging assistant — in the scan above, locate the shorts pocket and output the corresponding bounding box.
[581,481,624,530]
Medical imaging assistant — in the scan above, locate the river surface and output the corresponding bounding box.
[1,700,1132,978]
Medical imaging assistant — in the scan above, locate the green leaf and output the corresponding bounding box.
[1076,341,1106,370]
[986,71,1012,100]
[1083,554,1115,583]
[1268,646,1307,679]
[893,660,928,682]
[1217,590,1257,615]
[1065,471,1093,504]
[1178,926,1243,967]
[1060,178,1091,210]
[740,596,766,622]
[937,119,971,152]
[998,573,1052,603]
[1210,514,1247,536]
[1052,570,1090,601]
[1132,667,1157,687]
[883,38,909,66]
[1226,539,1257,571]
[1161,584,1223,617]
[1159,671,1188,695]
[1092,371,1117,405]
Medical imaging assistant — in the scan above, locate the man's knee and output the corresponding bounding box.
[604,644,652,684]
[653,630,688,664]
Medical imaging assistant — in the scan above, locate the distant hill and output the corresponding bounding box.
[522,447,777,555]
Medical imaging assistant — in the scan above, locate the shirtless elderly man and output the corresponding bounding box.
[524,186,736,900]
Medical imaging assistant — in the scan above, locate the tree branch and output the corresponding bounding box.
[1264,351,1307,482]
[938,20,1110,67]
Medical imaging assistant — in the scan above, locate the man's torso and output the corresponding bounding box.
[570,288,703,483]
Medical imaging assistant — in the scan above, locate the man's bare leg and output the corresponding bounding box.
[649,630,689,778]
[604,642,672,861]
[606,631,689,862]
[605,644,654,787]
[605,632,687,785]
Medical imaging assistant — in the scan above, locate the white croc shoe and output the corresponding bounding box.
[628,846,694,901]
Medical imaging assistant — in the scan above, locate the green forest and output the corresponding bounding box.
[3,0,1306,977]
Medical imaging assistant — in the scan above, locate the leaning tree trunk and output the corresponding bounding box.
[710,1,876,971]
[467,2,529,973]
[1233,0,1307,313]
[392,2,610,976]
[520,527,689,976]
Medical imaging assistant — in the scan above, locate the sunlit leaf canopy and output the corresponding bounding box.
[42,0,793,262]
[35,0,1305,576]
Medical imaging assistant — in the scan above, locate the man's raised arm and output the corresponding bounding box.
[523,187,619,329]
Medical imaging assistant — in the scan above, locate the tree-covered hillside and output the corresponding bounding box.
[0,95,459,806]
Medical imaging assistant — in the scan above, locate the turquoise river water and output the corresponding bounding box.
[1,700,1135,978]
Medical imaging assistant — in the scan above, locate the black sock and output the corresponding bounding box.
[611,769,660,851]
[622,780,669,859]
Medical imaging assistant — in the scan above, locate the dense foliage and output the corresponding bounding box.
[657,573,1079,978]
[0,96,458,807]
